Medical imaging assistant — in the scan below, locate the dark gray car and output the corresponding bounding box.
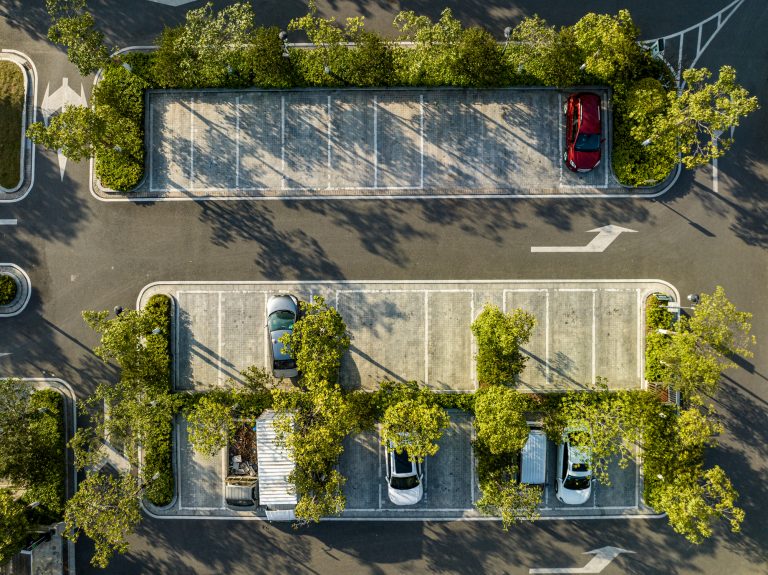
[266,294,299,378]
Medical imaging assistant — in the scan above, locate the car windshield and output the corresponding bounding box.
[391,475,420,490]
[575,133,600,152]
[268,310,295,331]
[572,462,589,472]
[273,358,296,370]
[564,475,591,490]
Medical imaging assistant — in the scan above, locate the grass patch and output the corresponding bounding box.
[0,61,24,189]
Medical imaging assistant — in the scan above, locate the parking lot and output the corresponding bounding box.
[132,88,626,199]
[157,410,648,521]
[138,279,677,394]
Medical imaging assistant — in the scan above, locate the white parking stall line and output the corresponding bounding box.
[558,92,563,183]
[189,96,195,190]
[0,219,17,225]
[327,95,332,190]
[635,444,640,508]
[603,95,609,187]
[218,292,223,386]
[545,289,550,385]
[592,290,597,386]
[281,96,285,190]
[470,293,476,390]
[176,421,184,510]
[424,291,429,386]
[378,424,383,510]
[423,456,428,504]
[419,94,425,190]
[264,292,270,369]
[235,96,240,190]
[373,95,378,189]
[221,449,228,509]
[149,101,154,191]
[636,288,642,381]
[470,419,476,505]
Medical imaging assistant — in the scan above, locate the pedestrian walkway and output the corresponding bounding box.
[95,88,673,201]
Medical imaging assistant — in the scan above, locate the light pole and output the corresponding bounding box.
[278,31,290,59]
[503,26,512,54]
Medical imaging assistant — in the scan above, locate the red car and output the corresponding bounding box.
[564,93,602,172]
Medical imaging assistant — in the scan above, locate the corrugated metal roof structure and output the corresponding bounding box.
[256,410,297,507]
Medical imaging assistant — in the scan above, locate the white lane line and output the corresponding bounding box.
[235,96,240,190]
[373,95,378,189]
[0,219,17,225]
[189,96,195,190]
[592,290,597,386]
[419,94,424,190]
[327,95,332,190]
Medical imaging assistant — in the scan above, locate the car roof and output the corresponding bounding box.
[576,93,600,134]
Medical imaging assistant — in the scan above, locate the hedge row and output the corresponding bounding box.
[96,11,674,192]
[644,294,675,383]
[140,294,174,506]
[21,390,66,525]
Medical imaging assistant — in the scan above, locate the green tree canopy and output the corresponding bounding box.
[380,397,449,462]
[506,15,582,87]
[471,304,536,386]
[655,466,744,544]
[651,66,759,168]
[46,0,110,75]
[281,295,350,387]
[0,490,28,565]
[572,9,642,84]
[473,385,531,455]
[64,472,143,568]
[185,390,238,457]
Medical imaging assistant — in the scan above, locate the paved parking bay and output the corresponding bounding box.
[158,411,649,520]
[122,88,641,200]
[138,280,677,393]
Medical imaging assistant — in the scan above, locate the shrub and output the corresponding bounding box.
[242,26,297,88]
[93,63,148,124]
[471,304,536,387]
[451,27,506,87]
[646,294,674,331]
[0,275,17,305]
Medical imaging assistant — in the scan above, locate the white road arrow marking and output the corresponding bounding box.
[530,546,635,574]
[0,353,11,359]
[40,78,87,181]
[531,225,637,253]
[40,78,86,126]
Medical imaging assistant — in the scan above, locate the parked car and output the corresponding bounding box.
[385,443,424,505]
[563,92,602,172]
[266,294,299,378]
[555,426,592,505]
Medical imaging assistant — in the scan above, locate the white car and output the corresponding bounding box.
[385,444,423,506]
[266,294,299,378]
[555,427,592,505]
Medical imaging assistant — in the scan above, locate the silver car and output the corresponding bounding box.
[266,294,299,378]
[385,444,424,506]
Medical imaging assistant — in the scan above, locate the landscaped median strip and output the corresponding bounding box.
[30,3,757,201]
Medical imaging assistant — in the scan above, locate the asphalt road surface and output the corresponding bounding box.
[0,1,766,574]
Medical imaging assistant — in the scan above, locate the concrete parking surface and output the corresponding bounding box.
[156,411,650,521]
[138,279,678,394]
[109,88,651,200]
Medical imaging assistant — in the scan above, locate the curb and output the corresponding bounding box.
[0,263,32,317]
[0,50,38,202]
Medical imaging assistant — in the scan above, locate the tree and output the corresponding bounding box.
[185,390,238,457]
[473,385,530,455]
[45,0,110,75]
[64,472,143,568]
[650,66,759,168]
[571,10,643,84]
[27,105,105,161]
[393,8,464,85]
[470,304,536,386]
[0,378,34,483]
[655,466,744,544]
[154,1,255,87]
[281,295,350,387]
[272,384,355,524]
[506,16,582,87]
[0,490,28,565]
[450,27,505,87]
[381,398,449,462]
[655,286,754,398]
